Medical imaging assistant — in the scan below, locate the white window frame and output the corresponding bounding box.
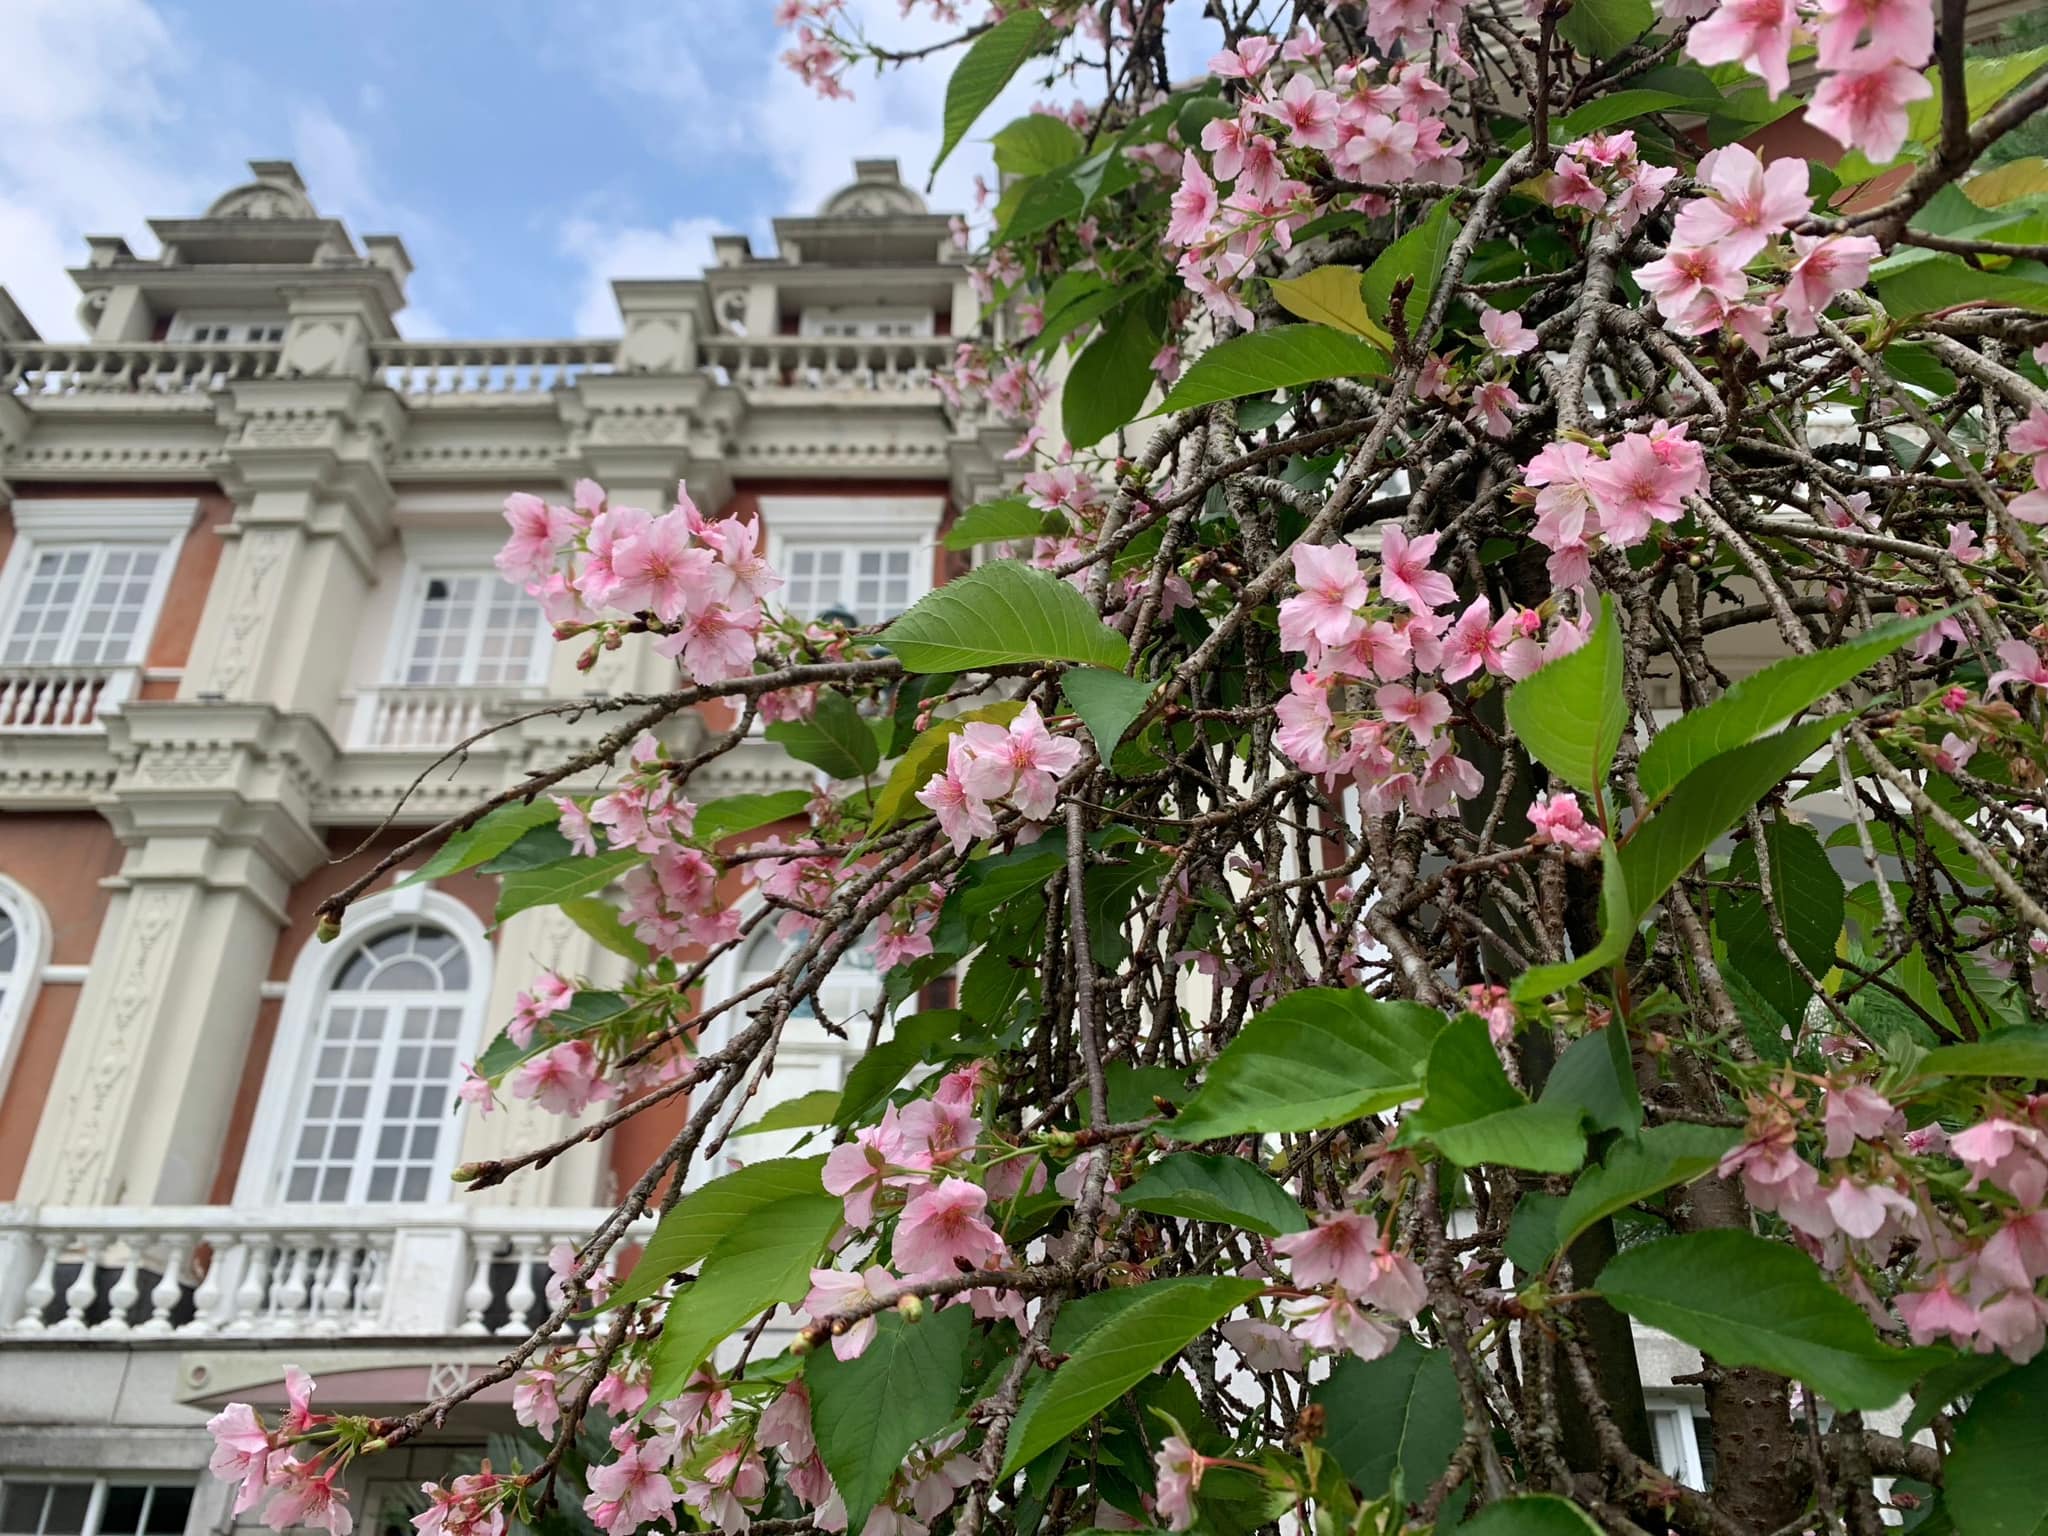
[0,1477,198,1536]
[380,532,551,691]
[0,500,192,671]
[0,876,49,1116]
[1646,1393,1713,1490]
[798,305,935,339]
[233,886,492,1208]
[759,495,943,627]
[167,313,286,345]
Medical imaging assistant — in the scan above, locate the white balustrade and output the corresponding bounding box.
[1,341,283,397]
[346,685,542,751]
[372,341,617,399]
[699,335,953,394]
[0,666,137,732]
[0,1209,647,1340]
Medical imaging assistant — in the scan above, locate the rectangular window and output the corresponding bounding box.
[0,1481,194,1536]
[400,572,540,687]
[799,308,935,339]
[782,543,920,625]
[1648,1404,1715,1490]
[172,318,285,345]
[1,544,166,668]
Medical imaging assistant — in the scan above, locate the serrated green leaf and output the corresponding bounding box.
[1118,1152,1309,1237]
[1598,1230,1941,1410]
[1060,666,1153,755]
[696,789,813,844]
[1063,293,1164,447]
[1717,820,1842,1027]
[735,1088,843,1138]
[1461,1496,1608,1536]
[494,849,642,923]
[1312,1334,1463,1500]
[1540,1025,1642,1134]
[1938,1352,2048,1536]
[1638,613,1937,804]
[611,1157,829,1310]
[766,691,885,780]
[935,10,1050,172]
[944,497,1046,551]
[834,1010,972,1129]
[559,896,650,964]
[478,823,576,874]
[404,800,559,885]
[1512,838,1634,1002]
[1154,325,1389,416]
[1002,1276,1263,1474]
[1556,0,1652,57]
[809,1307,976,1528]
[646,1193,841,1399]
[1918,1030,2048,1081]
[1505,593,1625,798]
[1546,1124,1740,1261]
[1404,1014,1586,1173]
[1361,198,1459,339]
[880,560,1130,674]
[991,112,1083,176]
[1170,990,1446,1141]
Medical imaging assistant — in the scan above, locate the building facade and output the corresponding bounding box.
[0,156,1015,1536]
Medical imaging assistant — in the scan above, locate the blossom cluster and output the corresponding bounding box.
[915,703,1085,851]
[1519,419,1709,588]
[495,480,781,684]
[207,1369,357,1536]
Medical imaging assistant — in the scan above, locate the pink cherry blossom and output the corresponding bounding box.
[1469,379,1523,437]
[1823,1082,1896,1157]
[1671,145,1810,262]
[822,1107,909,1227]
[683,1447,766,1536]
[1208,36,1278,78]
[700,515,783,604]
[1280,542,1371,658]
[264,1459,353,1536]
[1220,1316,1307,1372]
[1276,672,1342,775]
[509,969,575,1048]
[1378,526,1456,614]
[1280,1291,1399,1358]
[803,1265,898,1360]
[610,512,718,623]
[2011,406,2048,455]
[1686,0,1798,96]
[958,704,1083,820]
[1636,243,1750,331]
[1153,1437,1200,1532]
[1814,0,1935,69]
[509,1040,618,1117]
[207,1403,273,1513]
[583,1428,679,1536]
[894,1178,1008,1275]
[1990,640,2048,693]
[457,1063,495,1119]
[1585,435,1689,544]
[916,739,999,853]
[1777,233,1882,336]
[1258,74,1343,150]
[1357,1241,1428,1319]
[495,493,577,584]
[1479,306,1538,356]
[1272,1208,1377,1290]
[1166,154,1219,247]
[1440,597,1516,683]
[1806,53,1933,162]
[1897,1269,1981,1348]
[513,1369,561,1440]
[1376,683,1452,737]
[1528,791,1603,854]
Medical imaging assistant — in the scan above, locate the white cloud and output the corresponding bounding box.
[559,214,725,335]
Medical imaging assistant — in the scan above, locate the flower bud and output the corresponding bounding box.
[896,1294,926,1323]
[316,915,342,944]
[450,1163,482,1183]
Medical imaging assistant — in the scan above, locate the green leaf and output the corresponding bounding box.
[1875,251,2048,319]
[1505,91,1697,148]
[560,896,650,964]
[1312,1334,1463,1500]
[478,823,575,874]
[1945,1353,2048,1536]
[696,790,813,844]
[610,1157,828,1309]
[1403,1015,1586,1173]
[1268,266,1393,348]
[809,1307,976,1528]
[1002,1276,1263,1474]
[404,800,560,885]
[1117,1152,1309,1237]
[880,560,1130,674]
[1904,1352,2015,1438]
[1619,715,1844,931]
[1918,1030,2048,1081]
[1505,594,1625,798]
[1556,0,1653,58]
[766,691,885,780]
[935,10,1049,173]
[1061,667,1153,754]
[1361,198,1459,339]
[735,1088,843,1138]
[1154,324,1389,416]
[1540,1026,1642,1134]
[992,113,1083,176]
[869,702,1026,832]
[1545,1124,1740,1261]
[945,497,1047,551]
[647,1193,841,1399]
[1169,990,1446,1141]
[1461,1496,1608,1536]
[1717,820,1843,1026]
[1637,613,1936,804]
[494,849,642,923]
[1063,294,1164,447]
[835,1011,971,1128]
[1597,1230,1941,1410]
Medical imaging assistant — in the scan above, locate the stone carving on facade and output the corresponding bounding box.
[206,529,292,697]
[206,180,317,222]
[52,886,184,1203]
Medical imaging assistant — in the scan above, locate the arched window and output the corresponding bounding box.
[0,878,48,1101]
[734,924,882,1030]
[242,892,491,1207]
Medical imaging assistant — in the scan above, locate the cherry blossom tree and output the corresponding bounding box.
[211,3,2048,1535]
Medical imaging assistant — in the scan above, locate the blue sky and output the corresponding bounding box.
[0,0,1218,342]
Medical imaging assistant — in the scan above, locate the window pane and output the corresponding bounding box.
[143,1488,191,1536]
[0,1484,48,1535]
[406,569,536,687]
[42,1487,89,1536]
[101,1488,146,1535]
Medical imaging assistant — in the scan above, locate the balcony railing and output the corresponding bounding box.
[0,1207,645,1340]
[372,341,618,400]
[700,335,951,394]
[0,666,136,732]
[347,684,549,751]
[1,342,284,398]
